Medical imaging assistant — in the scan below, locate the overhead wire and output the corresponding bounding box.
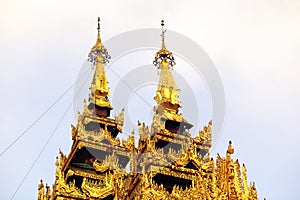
[10,67,94,199]
[0,66,91,158]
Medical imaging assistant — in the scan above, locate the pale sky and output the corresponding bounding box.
[0,0,300,199]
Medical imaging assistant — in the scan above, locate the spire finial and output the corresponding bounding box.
[161,20,166,49]
[226,141,234,157]
[88,17,111,66]
[97,17,101,35]
[153,20,175,69]
[97,17,101,42]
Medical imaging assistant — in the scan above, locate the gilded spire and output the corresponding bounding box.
[153,20,176,69]
[88,17,111,66]
[88,17,112,110]
[153,20,181,112]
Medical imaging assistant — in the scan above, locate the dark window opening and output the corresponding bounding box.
[197,148,208,158]
[153,173,192,193]
[66,175,83,189]
[165,120,180,133]
[103,194,114,200]
[88,103,111,118]
[155,140,182,154]
[107,125,119,138]
[93,106,110,117]
[185,161,198,170]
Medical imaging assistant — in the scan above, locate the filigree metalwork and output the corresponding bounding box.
[88,48,111,66]
[153,20,176,69]
[87,17,111,66]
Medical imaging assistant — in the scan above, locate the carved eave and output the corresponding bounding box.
[153,128,191,144]
[172,154,202,169]
[161,111,193,129]
[62,140,81,172]
[140,154,202,177]
[82,141,130,160]
[139,144,203,171]
[193,120,212,156]
[144,164,197,194]
[62,140,130,172]
[155,98,182,114]
[82,114,117,127]
[149,165,198,180]
[193,137,211,148]
[79,130,120,147]
[66,167,110,181]
[72,144,129,169]
[52,171,115,200]
[82,109,124,131]
[88,95,113,110]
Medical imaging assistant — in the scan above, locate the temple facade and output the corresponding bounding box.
[37,18,259,200]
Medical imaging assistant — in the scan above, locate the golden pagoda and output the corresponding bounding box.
[37,18,259,200]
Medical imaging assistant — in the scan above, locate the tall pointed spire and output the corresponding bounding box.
[153,20,181,113]
[153,20,176,69]
[87,17,112,116]
[88,17,111,66]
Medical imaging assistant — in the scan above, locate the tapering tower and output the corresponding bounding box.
[128,20,211,197]
[38,18,134,200]
[87,17,112,118]
[138,20,193,155]
[38,19,260,200]
[118,20,259,200]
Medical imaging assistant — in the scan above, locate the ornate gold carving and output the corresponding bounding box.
[71,124,77,140]
[38,19,260,200]
[122,130,136,152]
[76,141,83,150]
[93,154,122,173]
[81,176,113,198]
[115,108,125,131]
[88,54,112,109]
[37,180,44,200]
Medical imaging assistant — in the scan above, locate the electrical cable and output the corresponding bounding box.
[9,68,93,199]
[0,66,91,158]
